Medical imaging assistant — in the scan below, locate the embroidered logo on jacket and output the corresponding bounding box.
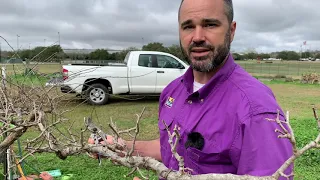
[165,97,175,108]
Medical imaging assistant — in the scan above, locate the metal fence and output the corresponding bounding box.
[236,61,320,77]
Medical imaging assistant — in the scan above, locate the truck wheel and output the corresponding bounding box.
[86,83,109,105]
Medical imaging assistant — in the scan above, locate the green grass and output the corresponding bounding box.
[21,154,158,180]
[1,97,161,180]
[0,63,62,75]
[0,64,62,86]
[261,81,320,180]
[7,74,49,86]
[1,61,320,78]
[1,82,318,180]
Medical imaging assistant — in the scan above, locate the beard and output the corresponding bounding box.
[180,31,231,72]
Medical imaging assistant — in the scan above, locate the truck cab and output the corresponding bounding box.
[61,51,189,105]
[125,51,188,94]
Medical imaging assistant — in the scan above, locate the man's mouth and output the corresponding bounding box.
[190,48,210,57]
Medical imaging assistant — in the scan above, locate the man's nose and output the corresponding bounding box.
[192,26,205,43]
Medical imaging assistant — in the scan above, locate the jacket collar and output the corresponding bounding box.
[181,53,237,100]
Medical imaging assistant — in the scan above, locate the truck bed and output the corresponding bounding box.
[68,62,126,67]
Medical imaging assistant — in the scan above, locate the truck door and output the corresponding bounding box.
[129,54,157,93]
[155,54,187,93]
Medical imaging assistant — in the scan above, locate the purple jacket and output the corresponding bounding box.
[158,54,293,179]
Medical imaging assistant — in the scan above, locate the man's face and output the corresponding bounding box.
[179,0,236,72]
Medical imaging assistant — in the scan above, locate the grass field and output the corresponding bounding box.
[236,60,320,78]
[1,60,320,78]
[0,62,320,179]
[2,82,319,180]
[0,63,62,75]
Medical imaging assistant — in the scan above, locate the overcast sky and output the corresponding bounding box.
[0,0,319,53]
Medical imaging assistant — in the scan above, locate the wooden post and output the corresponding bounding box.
[1,66,6,88]
[1,66,8,180]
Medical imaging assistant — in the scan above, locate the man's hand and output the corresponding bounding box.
[133,177,141,180]
[39,172,53,180]
[87,134,126,159]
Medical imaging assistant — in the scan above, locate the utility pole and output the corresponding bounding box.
[17,34,20,54]
[57,32,62,64]
[58,32,60,46]
[142,37,144,48]
[29,43,31,59]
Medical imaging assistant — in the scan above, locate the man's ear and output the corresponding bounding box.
[230,21,237,42]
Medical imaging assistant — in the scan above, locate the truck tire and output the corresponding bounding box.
[86,83,109,105]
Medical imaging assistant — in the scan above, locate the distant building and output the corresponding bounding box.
[62,48,122,55]
[263,58,281,61]
[2,58,24,64]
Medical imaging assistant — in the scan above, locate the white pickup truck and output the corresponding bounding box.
[61,51,189,105]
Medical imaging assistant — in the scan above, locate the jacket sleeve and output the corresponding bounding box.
[230,111,294,180]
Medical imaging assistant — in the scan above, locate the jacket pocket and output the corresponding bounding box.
[184,143,221,174]
[158,116,174,166]
[158,114,174,131]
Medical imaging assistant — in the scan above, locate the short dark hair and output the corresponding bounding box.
[178,0,234,24]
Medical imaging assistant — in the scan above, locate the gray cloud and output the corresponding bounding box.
[0,0,319,53]
[232,0,320,52]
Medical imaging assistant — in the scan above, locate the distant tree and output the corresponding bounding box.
[287,51,300,60]
[111,52,121,60]
[142,42,168,52]
[75,54,89,60]
[108,53,116,60]
[232,53,243,60]
[277,51,288,60]
[89,49,109,60]
[27,45,64,62]
[315,53,320,59]
[166,44,187,61]
[19,49,32,60]
[302,51,312,58]
[259,53,271,59]
[246,52,257,60]
[240,53,249,60]
[1,51,12,58]
[115,47,141,61]
[276,51,300,60]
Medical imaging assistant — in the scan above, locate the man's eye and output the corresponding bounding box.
[183,26,193,30]
[205,24,217,28]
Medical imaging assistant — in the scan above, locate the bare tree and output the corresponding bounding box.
[0,36,319,179]
[1,79,319,179]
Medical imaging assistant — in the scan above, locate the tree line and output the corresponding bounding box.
[65,42,320,61]
[1,45,64,62]
[64,43,186,62]
[1,42,320,62]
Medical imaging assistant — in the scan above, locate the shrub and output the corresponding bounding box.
[301,72,319,84]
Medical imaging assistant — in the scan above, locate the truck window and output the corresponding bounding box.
[156,55,182,69]
[138,54,156,67]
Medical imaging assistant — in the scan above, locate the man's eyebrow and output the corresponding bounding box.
[202,18,222,25]
[180,19,192,28]
[180,18,222,28]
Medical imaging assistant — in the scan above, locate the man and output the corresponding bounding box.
[94,0,294,179]
[157,0,293,176]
